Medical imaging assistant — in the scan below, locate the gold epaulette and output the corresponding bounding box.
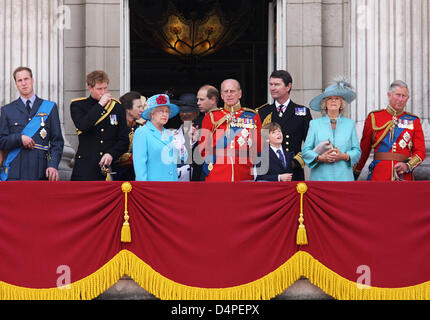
[369,108,385,114]
[293,152,305,169]
[262,114,272,127]
[208,108,222,114]
[111,98,121,104]
[255,103,269,111]
[71,97,87,103]
[242,107,257,114]
[405,111,419,118]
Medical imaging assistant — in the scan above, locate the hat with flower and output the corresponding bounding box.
[142,94,179,120]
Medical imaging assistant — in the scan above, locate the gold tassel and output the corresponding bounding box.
[121,182,132,243]
[296,183,308,245]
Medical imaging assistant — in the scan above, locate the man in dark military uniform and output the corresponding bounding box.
[70,70,129,181]
[257,70,312,181]
[0,66,64,181]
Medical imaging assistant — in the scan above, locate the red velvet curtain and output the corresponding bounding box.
[303,181,430,288]
[0,181,429,298]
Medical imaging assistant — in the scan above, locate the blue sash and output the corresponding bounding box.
[367,113,415,180]
[1,100,55,181]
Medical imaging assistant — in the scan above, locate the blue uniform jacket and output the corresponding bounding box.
[132,121,179,181]
[302,115,361,181]
[0,97,64,180]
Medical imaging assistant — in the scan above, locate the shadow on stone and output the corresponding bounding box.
[96,276,333,300]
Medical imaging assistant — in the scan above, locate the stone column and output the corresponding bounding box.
[350,0,430,179]
[285,0,349,115]
[64,0,122,154]
[0,0,75,180]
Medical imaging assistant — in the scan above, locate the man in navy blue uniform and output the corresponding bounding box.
[0,66,64,181]
[257,70,311,180]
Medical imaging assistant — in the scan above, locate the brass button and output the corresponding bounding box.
[286,142,290,145]
[286,135,290,139]
[286,148,289,152]
[101,128,104,132]
[100,140,104,144]
[100,152,103,156]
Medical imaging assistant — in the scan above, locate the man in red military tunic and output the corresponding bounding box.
[354,80,426,181]
[199,79,262,181]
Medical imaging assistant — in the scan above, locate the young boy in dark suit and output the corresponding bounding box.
[255,122,297,181]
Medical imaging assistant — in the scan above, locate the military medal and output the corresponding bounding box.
[110,114,118,125]
[295,107,306,116]
[241,129,249,138]
[237,137,246,147]
[39,114,47,139]
[403,132,411,143]
[399,139,407,149]
[40,128,47,139]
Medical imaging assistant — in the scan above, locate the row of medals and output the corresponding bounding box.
[226,113,256,148]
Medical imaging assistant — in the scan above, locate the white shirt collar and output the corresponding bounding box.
[270,145,283,154]
[275,99,290,110]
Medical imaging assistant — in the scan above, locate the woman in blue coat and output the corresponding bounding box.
[302,78,361,181]
[133,94,180,181]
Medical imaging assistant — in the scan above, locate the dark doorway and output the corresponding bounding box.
[129,0,269,112]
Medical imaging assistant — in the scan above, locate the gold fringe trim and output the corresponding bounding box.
[297,251,430,300]
[0,251,128,300]
[2,250,430,300]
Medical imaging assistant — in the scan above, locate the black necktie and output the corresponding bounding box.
[277,149,286,169]
[277,105,284,117]
[25,100,31,115]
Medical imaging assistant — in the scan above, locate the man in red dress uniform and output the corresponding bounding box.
[199,79,262,181]
[354,80,426,181]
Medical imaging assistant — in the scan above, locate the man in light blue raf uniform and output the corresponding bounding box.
[0,66,64,181]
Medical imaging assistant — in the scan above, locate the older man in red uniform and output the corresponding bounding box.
[355,80,426,181]
[199,79,262,181]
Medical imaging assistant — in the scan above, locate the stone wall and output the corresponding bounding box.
[64,0,122,161]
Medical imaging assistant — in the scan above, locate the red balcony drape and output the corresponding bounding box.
[0,181,429,300]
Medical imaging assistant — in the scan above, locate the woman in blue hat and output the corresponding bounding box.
[132,94,181,181]
[302,77,361,181]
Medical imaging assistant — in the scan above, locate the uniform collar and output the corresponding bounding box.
[20,94,36,107]
[386,105,404,117]
[224,102,241,113]
[275,99,290,109]
[88,95,99,104]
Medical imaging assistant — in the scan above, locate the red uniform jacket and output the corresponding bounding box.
[199,104,262,181]
[356,106,426,181]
